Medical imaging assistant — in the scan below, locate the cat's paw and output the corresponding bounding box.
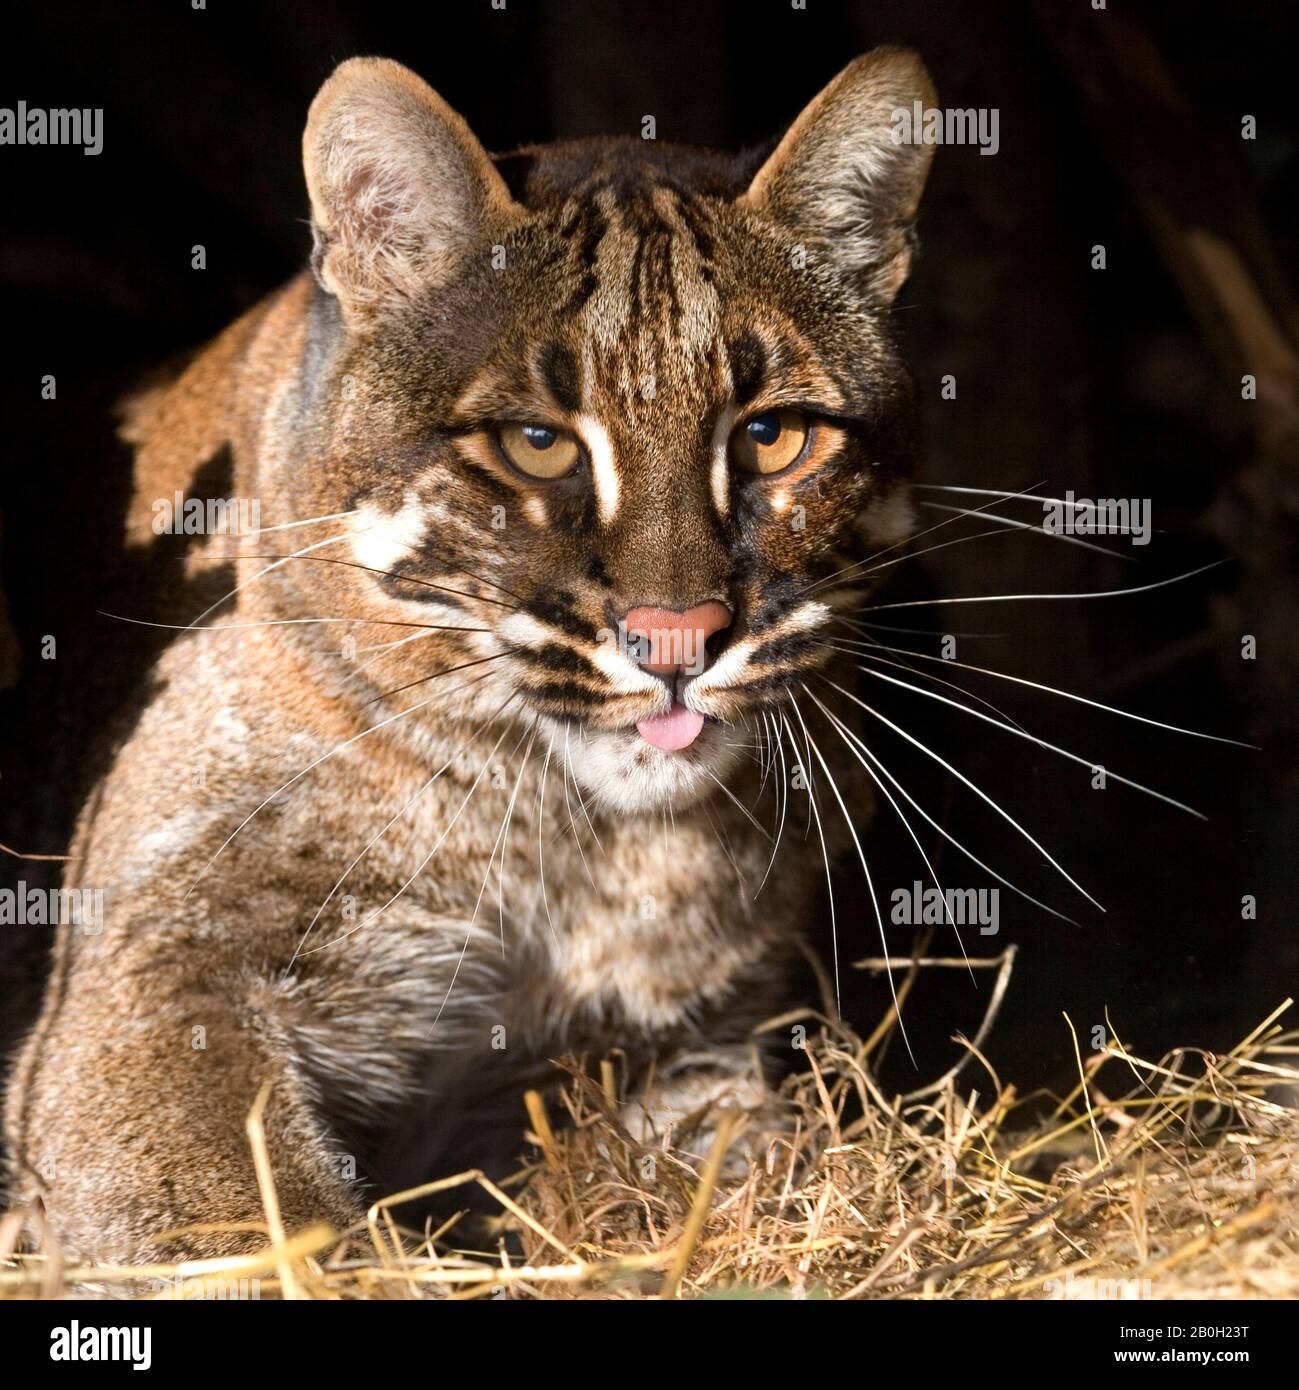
[622,1053,788,1171]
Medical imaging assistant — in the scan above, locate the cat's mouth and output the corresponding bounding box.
[635,701,707,752]
[558,705,739,815]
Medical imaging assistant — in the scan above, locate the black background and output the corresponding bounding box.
[1,0,1296,1104]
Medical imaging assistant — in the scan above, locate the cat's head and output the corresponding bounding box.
[275,51,935,813]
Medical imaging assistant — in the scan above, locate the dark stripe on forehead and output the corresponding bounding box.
[562,197,607,314]
[539,342,581,414]
[726,332,768,407]
[671,192,717,281]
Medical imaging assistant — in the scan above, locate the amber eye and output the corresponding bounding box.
[496,424,582,480]
[730,409,810,476]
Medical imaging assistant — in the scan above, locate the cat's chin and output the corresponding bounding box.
[552,717,744,816]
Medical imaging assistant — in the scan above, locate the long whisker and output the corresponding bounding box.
[917,501,1135,561]
[354,626,447,665]
[307,710,521,957]
[246,508,359,535]
[912,483,1133,511]
[754,711,776,804]
[281,674,503,976]
[363,648,518,706]
[834,615,1005,639]
[831,635,1254,748]
[818,638,1032,736]
[97,612,490,635]
[803,684,973,981]
[186,687,446,897]
[558,725,598,887]
[786,693,911,1061]
[857,660,1206,819]
[536,735,559,945]
[840,523,1037,583]
[812,675,1076,925]
[288,774,437,970]
[820,676,1103,911]
[560,724,605,858]
[428,720,537,1033]
[860,560,1228,615]
[800,479,1050,596]
[188,528,356,628]
[753,712,790,898]
[780,711,840,1014]
[700,764,773,843]
[698,796,747,896]
[417,549,526,606]
[495,723,540,957]
[219,552,521,612]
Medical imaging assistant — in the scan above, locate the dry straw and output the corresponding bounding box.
[3,965,1297,1300]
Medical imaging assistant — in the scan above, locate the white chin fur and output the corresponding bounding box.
[554,719,744,815]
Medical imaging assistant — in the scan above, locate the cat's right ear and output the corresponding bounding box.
[303,57,520,322]
[740,48,937,306]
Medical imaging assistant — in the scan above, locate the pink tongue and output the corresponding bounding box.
[636,702,706,752]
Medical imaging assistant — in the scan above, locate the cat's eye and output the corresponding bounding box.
[730,409,810,476]
[496,423,582,480]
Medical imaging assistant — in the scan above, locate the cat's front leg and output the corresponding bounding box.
[6,972,364,1263]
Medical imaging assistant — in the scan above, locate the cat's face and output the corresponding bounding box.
[278,52,934,812]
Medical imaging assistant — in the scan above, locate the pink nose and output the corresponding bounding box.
[623,602,733,676]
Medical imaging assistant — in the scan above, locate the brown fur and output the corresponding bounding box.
[5,50,934,1259]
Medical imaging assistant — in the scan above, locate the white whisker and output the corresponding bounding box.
[917,501,1135,561]
[813,675,1075,925]
[857,662,1206,819]
[803,684,972,979]
[247,508,360,535]
[188,526,357,629]
[787,694,909,1060]
[861,560,1228,615]
[839,637,1253,748]
[820,676,1102,911]
[781,711,841,1014]
[305,708,520,957]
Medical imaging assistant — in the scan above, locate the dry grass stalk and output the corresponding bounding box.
[3,981,1296,1300]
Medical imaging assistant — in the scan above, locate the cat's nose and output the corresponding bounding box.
[623,602,733,677]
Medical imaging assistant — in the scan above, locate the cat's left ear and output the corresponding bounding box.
[303,57,521,322]
[741,47,937,305]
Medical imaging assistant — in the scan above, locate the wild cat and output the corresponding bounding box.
[3,49,943,1259]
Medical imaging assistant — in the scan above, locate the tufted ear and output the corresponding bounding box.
[303,57,520,321]
[741,47,937,305]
